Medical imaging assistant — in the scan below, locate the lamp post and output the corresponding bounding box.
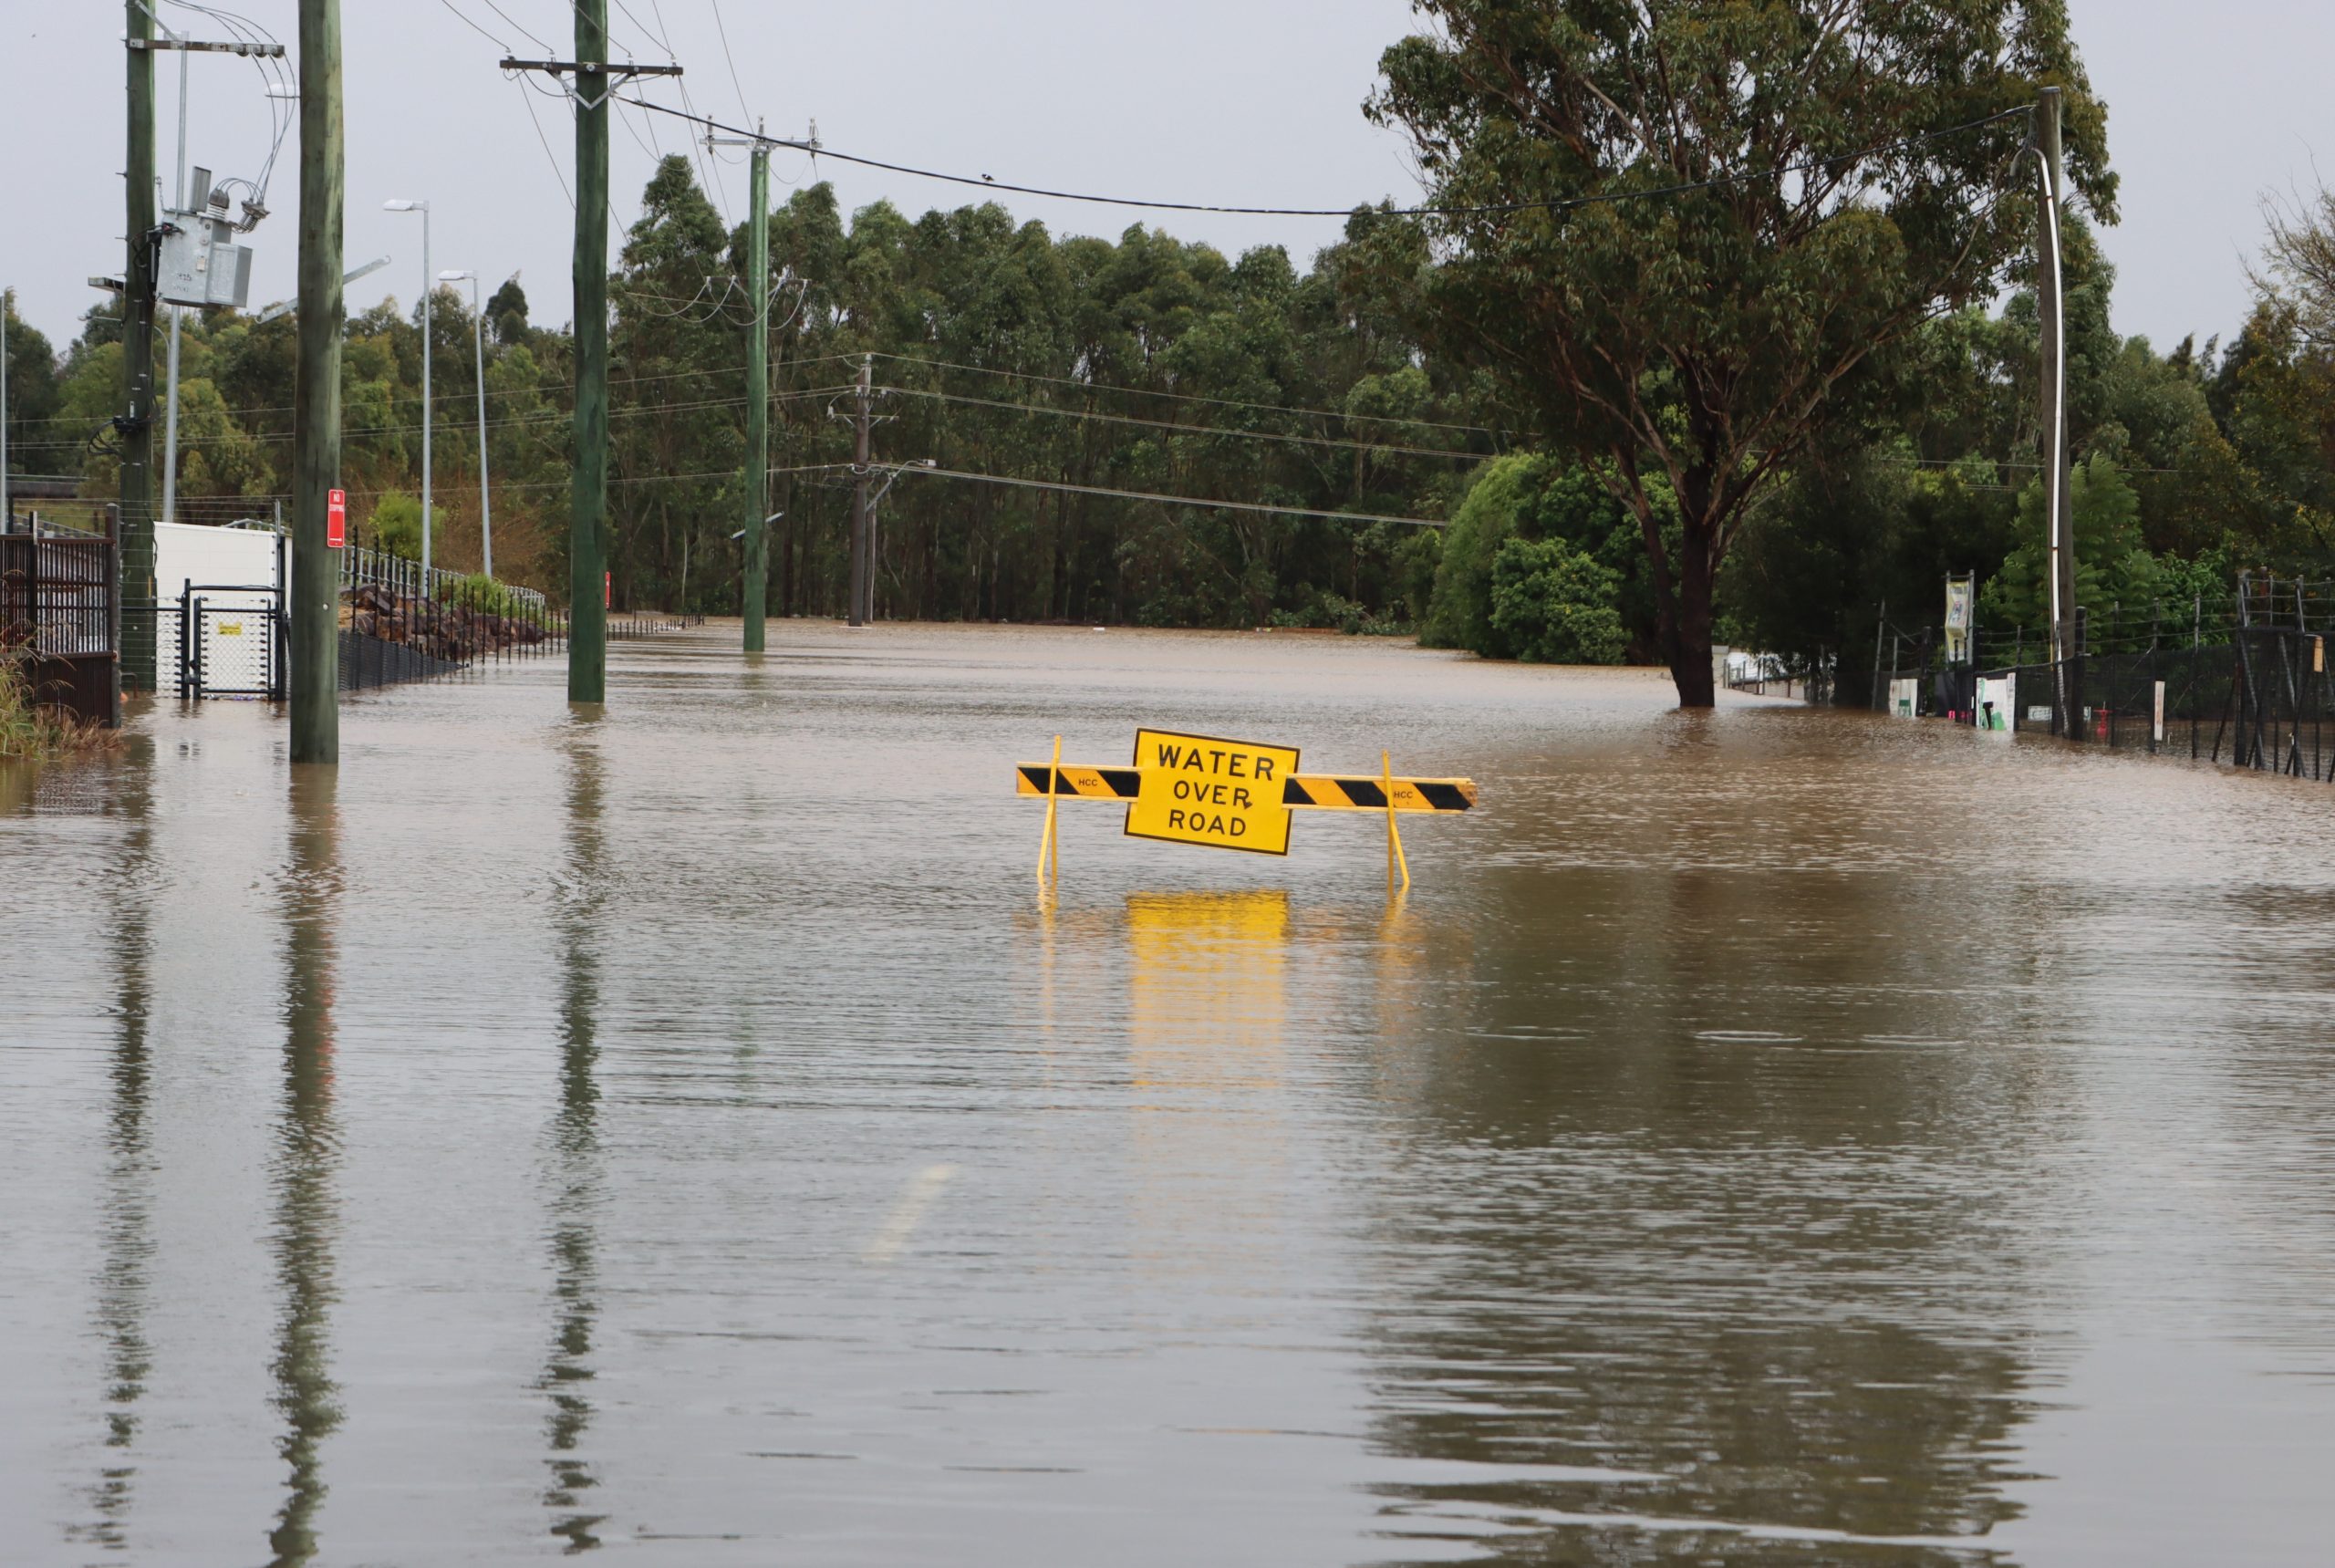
[438,268,493,578]
[383,199,431,588]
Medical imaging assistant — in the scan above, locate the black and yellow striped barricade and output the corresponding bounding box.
[1017,727,1475,888]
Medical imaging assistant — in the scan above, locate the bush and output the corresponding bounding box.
[442,573,522,618]
[0,649,113,760]
[1425,453,1658,659]
[1489,536,1628,665]
[368,493,430,560]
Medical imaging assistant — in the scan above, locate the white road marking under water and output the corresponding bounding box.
[860,1164,958,1264]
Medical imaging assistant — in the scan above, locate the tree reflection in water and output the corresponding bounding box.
[1358,861,2050,1565]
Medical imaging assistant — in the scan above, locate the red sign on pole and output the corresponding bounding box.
[604,571,612,610]
[327,488,347,550]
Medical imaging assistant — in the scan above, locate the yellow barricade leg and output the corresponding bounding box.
[1383,750,1409,892]
[1038,734,1064,882]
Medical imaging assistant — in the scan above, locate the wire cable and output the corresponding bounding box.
[867,350,1512,437]
[706,0,752,124]
[900,466,1447,528]
[615,96,2030,220]
[514,78,576,209]
[879,384,1483,460]
[477,0,551,52]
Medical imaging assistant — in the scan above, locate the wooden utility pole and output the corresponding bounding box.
[491,45,678,691]
[569,0,611,702]
[847,354,871,628]
[742,138,770,652]
[2033,87,2077,731]
[289,0,344,764]
[121,1,159,691]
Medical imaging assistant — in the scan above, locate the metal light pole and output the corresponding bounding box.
[2028,89,2076,734]
[439,268,493,577]
[384,199,431,588]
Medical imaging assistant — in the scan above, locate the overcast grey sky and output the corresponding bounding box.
[6,1,2332,361]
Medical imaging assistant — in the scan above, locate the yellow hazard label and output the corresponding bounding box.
[1125,728,1299,856]
[218,622,243,636]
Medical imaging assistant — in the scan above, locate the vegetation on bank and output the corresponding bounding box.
[0,651,114,762]
[5,7,2335,698]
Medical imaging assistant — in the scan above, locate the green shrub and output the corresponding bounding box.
[442,573,521,618]
[368,493,430,559]
[1489,536,1628,665]
[1,649,111,760]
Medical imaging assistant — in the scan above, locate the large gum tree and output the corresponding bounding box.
[1369,0,2114,704]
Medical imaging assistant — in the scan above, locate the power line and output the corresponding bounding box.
[867,350,1512,438]
[5,352,874,436]
[474,0,550,52]
[705,0,752,125]
[5,381,862,452]
[617,95,2029,220]
[514,78,576,209]
[904,466,1447,529]
[880,383,1484,460]
[439,0,514,50]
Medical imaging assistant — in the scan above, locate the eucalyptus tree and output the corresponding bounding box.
[1369,0,2115,702]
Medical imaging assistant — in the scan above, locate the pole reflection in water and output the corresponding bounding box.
[1124,891,1291,1279]
[543,722,607,1552]
[69,741,158,1553]
[269,766,345,1567]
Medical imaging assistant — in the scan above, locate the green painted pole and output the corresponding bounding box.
[742,141,769,654]
[120,2,158,691]
[568,0,610,703]
[289,0,344,764]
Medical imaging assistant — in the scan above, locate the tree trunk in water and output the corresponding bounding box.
[1670,528,1718,707]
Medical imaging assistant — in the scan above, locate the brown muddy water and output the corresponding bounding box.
[5,621,2334,1566]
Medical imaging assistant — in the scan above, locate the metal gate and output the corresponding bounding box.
[174,581,285,700]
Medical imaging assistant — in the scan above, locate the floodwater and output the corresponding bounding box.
[5,622,2334,1567]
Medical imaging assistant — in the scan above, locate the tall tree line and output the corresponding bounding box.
[10,155,2335,680]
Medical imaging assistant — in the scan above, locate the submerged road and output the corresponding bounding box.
[5,622,2334,1565]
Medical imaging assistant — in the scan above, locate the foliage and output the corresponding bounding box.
[441,573,524,618]
[368,493,428,559]
[1369,0,2113,702]
[16,101,2335,696]
[1981,452,2158,628]
[0,649,112,761]
[1426,452,1658,659]
[1489,537,1628,665]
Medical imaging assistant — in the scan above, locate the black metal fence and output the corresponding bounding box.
[1,509,121,725]
[607,611,701,640]
[1867,574,2335,778]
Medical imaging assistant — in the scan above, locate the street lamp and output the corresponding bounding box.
[383,199,432,589]
[438,268,493,578]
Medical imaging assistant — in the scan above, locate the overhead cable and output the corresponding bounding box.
[615,96,2029,220]
[868,351,1513,438]
[880,384,1483,460]
[902,466,1447,528]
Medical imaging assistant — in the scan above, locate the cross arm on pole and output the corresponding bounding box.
[500,57,685,78]
[127,38,285,56]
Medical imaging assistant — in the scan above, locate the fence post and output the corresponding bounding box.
[105,504,123,727]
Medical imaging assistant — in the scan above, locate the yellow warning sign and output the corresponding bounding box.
[1124,728,1299,856]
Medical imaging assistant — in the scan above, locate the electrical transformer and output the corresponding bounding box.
[158,168,255,311]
